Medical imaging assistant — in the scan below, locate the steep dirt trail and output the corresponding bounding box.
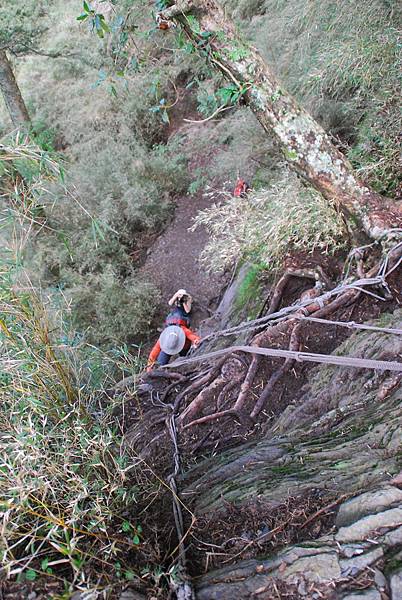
[141,121,227,329]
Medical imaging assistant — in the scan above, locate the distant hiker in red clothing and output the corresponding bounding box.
[147,289,201,371]
[233,177,251,198]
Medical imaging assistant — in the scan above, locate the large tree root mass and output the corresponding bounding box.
[169,245,401,431]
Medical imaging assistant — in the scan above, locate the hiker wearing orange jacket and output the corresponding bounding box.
[233,177,251,198]
[147,289,201,371]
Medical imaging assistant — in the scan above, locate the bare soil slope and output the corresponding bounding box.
[141,123,228,329]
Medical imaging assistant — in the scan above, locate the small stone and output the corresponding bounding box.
[391,471,402,489]
[383,525,402,547]
[119,591,146,600]
[283,552,341,583]
[373,568,387,590]
[27,594,37,600]
[297,580,307,596]
[342,544,365,558]
[340,547,383,576]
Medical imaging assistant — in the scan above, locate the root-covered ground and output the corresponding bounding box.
[114,242,402,598]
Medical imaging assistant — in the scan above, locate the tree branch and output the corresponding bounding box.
[19,46,97,69]
[161,1,194,19]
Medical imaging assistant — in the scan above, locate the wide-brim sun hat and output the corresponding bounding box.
[159,325,186,355]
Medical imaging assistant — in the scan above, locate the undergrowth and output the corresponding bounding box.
[222,0,401,196]
[192,171,348,273]
[0,137,155,593]
[0,0,190,345]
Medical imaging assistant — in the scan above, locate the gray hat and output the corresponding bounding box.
[159,326,186,355]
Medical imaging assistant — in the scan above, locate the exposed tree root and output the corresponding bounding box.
[173,365,220,412]
[161,375,190,404]
[217,380,239,410]
[250,288,360,419]
[180,358,245,426]
[267,266,332,315]
[231,271,326,417]
[377,372,402,401]
[174,246,400,430]
[119,244,400,458]
[183,408,237,429]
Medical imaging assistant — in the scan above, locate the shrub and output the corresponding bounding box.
[192,170,348,273]
[0,277,152,589]
[0,139,153,590]
[69,267,160,346]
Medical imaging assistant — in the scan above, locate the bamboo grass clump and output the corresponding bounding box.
[192,171,348,273]
[0,136,153,588]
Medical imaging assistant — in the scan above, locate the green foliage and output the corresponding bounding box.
[0,0,49,54]
[155,0,170,11]
[77,1,110,38]
[188,167,207,195]
[234,262,267,318]
[0,134,63,220]
[216,83,247,106]
[30,119,58,152]
[224,42,250,62]
[0,144,153,589]
[185,14,201,35]
[223,0,401,196]
[195,83,220,116]
[0,278,149,586]
[192,171,348,273]
[70,267,160,346]
[194,77,248,118]
[8,23,189,343]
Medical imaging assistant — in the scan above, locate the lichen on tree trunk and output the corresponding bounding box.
[161,1,402,240]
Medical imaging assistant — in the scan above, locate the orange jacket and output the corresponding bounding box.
[148,326,201,364]
[233,178,250,197]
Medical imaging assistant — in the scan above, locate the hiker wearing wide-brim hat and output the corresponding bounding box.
[159,325,186,355]
[147,289,201,371]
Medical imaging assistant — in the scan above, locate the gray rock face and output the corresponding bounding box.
[373,568,387,590]
[336,507,402,543]
[282,552,341,582]
[341,589,381,600]
[390,570,402,600]
[336,487,402,527]
[383,525,402,547]
[119,591,147,600]
[340,547,383,576]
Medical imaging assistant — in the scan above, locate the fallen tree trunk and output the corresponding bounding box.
[161,1,402,240]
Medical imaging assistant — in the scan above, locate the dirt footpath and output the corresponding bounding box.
[141,121,228,329]
[141,190,226,328]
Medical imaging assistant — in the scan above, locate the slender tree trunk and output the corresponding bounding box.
[0,49,31,129]
[161,1,402,240]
